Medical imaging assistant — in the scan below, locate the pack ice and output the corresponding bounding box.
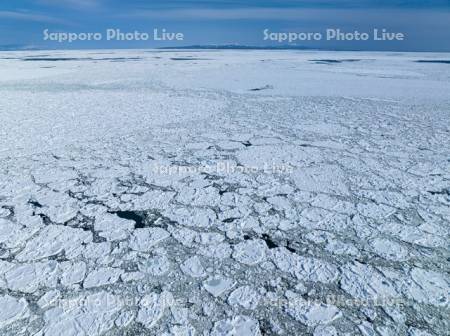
[0,49,449,335]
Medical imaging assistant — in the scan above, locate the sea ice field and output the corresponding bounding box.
[0,49,449,335]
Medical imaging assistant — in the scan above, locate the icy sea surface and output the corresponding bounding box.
[0,50,449,335]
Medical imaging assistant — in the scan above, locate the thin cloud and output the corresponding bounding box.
[127,8,304,20]
[38,0,102,9]
[124,7,449,23]
[0,10,66,24]
[121,0,450,10]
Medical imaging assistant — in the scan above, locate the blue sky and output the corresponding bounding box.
[0,0,449,51]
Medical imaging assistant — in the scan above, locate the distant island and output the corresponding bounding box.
[158,44,315,50]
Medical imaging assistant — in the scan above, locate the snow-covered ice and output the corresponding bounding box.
[0,49,449,335]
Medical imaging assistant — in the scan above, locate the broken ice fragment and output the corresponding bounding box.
[228,286,260,310]
[232,239,267,265]
[137,291,173,329]
[211,315,261,336]
[204,276,234,297]
[83,267,123,288]
[285,291,341,327]
[42,292,123,336]
[129,227,170,252]
[0,295,30,328]
[181,256,206,278]
[139,254,171,276]
[16,225,92,261]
